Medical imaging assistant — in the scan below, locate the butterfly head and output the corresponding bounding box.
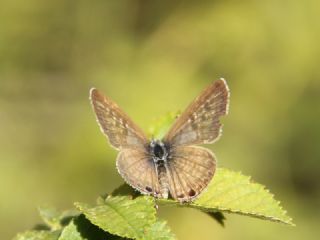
[150,139,168,161]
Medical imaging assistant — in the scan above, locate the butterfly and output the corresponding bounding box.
[90,79,230,202]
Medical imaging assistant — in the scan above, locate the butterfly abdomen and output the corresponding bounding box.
[156,163,169,199]
[149,140,171,199]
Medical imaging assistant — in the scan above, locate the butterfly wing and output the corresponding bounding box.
[163,79,229,201]
[165,146,216,202]
[90,88,161,197]
[116,148,162,197]
[164,79,229,147]
[90,88,148,150]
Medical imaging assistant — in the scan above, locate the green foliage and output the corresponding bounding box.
[59,215,122,240]
[75,196,158,239]
[13,168,293,240]
[58,221,81,240]
[74,196,175,239]
[143,220,176,240]
[195,169,293,225]
[158,168,293,225]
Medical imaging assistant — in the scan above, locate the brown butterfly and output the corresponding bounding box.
[90,79,230,202]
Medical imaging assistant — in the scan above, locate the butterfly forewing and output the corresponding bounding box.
[165,146,216,201]
[90,88,148,150]
[164,79,229,147]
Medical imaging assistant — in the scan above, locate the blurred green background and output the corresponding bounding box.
[1,0,319,239]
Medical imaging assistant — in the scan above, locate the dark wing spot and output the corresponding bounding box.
[188,189,196,197]
[145,186,153,192]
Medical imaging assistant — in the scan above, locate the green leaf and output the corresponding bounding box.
[159,168,293,225]
[38,206,79,230]
[13,230,60,240]
[59,215,122,240]
[144,220,176,240]
[75,196,157,239]
[38,206,61,230]
[58,221,82,240]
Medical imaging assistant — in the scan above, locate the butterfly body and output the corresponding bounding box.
[90,79,229,202]
[149,139,170,199]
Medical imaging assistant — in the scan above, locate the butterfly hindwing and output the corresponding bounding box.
[91,89,162,196]
[116,148,162,198]
[166,146,216,202]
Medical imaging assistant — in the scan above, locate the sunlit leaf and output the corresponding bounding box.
[58,221,82,240]
[58,215,121,240]
[159,168,294,225]
[144,220,176,240]
[75,196,157,239]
